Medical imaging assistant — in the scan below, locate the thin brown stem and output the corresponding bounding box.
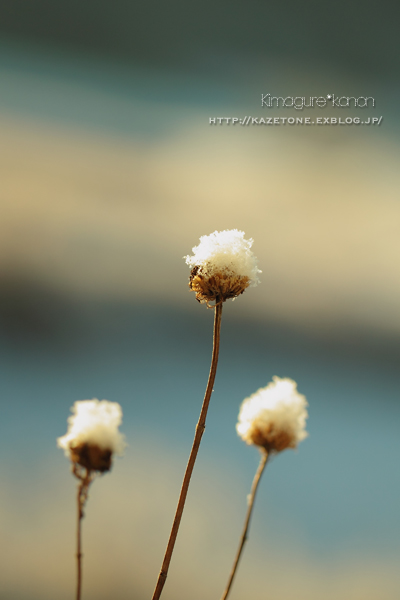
[74,466,93,600]
[220,450,269,600]
[151,302,223,600]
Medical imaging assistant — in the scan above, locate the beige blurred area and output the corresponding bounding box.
[1,56,399,600]
[1,446,399,600]
[1,111,399,336]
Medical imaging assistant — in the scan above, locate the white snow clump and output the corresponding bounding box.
[58,399,126,458]
[185,229,261,285]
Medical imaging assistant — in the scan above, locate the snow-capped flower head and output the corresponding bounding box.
[236,377,308,453]
[57,399,126,472]
[184,229,261,306]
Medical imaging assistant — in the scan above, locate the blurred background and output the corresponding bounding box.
[0,2,399,599]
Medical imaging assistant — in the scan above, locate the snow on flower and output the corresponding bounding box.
[184,229,261,305]
[57,399,126,472]
[236,377,308,452]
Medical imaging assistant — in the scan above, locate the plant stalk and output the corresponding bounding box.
[151,301,223,600]
[220,450,268,600]
[75,467,92,600]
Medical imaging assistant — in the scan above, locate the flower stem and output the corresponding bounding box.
[220,450,269,600]
[75,466,93,600]
[151,301,223,600]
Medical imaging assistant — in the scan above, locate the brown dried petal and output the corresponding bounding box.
[70,442,113,472]
[189,267,250,305]
[249,423,296,453]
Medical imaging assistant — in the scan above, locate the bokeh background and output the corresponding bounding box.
[0,2,399,599]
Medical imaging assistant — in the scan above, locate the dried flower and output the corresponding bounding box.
[236,377,308,453]
[57,399,126,472]
[184,229,261,306]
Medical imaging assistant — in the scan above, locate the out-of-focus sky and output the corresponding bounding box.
[0,3,399,600]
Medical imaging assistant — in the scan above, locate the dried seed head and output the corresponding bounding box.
[236,377,308,453]
[58,399,126,473]
[69,442,113,473]
[189,266,250,305]
[184,230,260,306]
